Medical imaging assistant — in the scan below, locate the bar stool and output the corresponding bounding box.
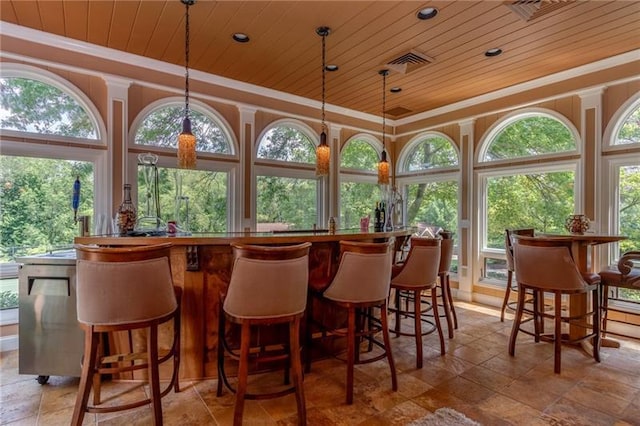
[508,236,601,374]
[217,242,310,426]
[598,251,640,337]
[320,240,397,404]
[437,234,456,337]
[390,237,444,368]
[72,243,181,426]
[500,228,536,322]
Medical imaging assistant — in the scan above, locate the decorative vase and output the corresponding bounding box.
[565,214,590,234]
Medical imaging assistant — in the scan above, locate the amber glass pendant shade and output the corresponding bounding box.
[316,131,330,176]
[378,150,390,185]
[178,117,196,169]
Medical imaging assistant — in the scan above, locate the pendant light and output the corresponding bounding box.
[377,69,390,185]
[315,26,331,176]
[178,0,196,169]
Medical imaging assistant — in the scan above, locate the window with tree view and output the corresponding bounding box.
[612,101,640,304]
[340,138,381,229]
[480,113,577,281]
[256,125,319,231]
[401,135,458,235]
[134,104,233,232]
[1,76,98,309]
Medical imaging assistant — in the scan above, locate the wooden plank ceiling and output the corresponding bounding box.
[2,1,639,118]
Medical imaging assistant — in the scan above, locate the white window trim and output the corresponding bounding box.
[339,133,384,174]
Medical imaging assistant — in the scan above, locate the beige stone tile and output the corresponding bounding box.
[543,397,616,425]
[459,365,514,392]
[477,393,544,425]
[356,400,429,426]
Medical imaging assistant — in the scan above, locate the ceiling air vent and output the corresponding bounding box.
[385,50,434,74]
[385,106,413,117]
[505,0,574,22]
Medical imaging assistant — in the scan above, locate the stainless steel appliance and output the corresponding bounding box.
[17,250,83,384]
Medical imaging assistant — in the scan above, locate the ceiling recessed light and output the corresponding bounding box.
[232,33,250,43]
[390,87,402,93]
[325,64,339,72]
[416,7,438,20]
[485,48,502,57]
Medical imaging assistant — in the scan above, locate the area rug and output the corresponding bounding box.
[408,407,482,426]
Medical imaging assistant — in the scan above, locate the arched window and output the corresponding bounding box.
[612,99,640,146]
[131,101,237,232]
[134,102,234,155]
[396,133,459,239]
[403,134,458,171]
[256,124,315,163]
[255,122,321,231]
[0,76,100,140]
[477,110,579,283]
[339,136,381,229]
[340,137,379,170]
[480,113,577,162]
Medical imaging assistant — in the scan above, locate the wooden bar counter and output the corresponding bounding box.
[74,228,413,380]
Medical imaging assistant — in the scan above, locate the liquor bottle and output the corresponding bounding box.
[380,201,385,230]
[116,184,137,235]
[374,202,381,231]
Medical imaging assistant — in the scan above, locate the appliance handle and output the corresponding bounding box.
[28,276,71,297]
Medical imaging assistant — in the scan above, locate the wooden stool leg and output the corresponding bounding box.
[148,325,163,426]
[431,288,446,356]
[501,271,513,322]
[393,289,401,335]
[593,286,601,363]
[380,301,397,392]
[413,289,423,368]
[346,307,356,405]
[216,306,226,397]
[601,284,609,338]
[72,329,100,426]
[554,293,562,374]
[446,275,458,329]
[289,317,306,426]
[439,275,454,338]
[509,285,526,356]
[234,322,251,426]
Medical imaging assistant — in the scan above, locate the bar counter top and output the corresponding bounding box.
[74,227,414,246]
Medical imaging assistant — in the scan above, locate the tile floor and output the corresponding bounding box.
[1,302,640,425]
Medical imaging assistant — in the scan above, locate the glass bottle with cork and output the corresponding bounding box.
[116,184,137,235]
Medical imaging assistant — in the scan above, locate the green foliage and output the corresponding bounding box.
[619,165,640,253]
[486,116,575,161]
[340,182,381,228]
[0,77,96,138]
[257,176,317,229]
[257,126,315,163]
[340,139,378,170]
[487,171,574,248]
[0,156,94,260]
[406,181,458,237]
[405,136,458,171]
[135,106,231,154]
[0,290,18,309]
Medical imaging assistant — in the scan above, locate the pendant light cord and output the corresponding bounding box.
[184,1,191,120]
[382,70,387,151]
[321,32,326,133]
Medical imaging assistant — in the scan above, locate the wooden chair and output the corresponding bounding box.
[508,235,601,374]
[217,242,310,426]
[390,237,445,368]
[598,251,640,336]
[72,243,181,426]
[500,228,535,322]
[321,240,397,404]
